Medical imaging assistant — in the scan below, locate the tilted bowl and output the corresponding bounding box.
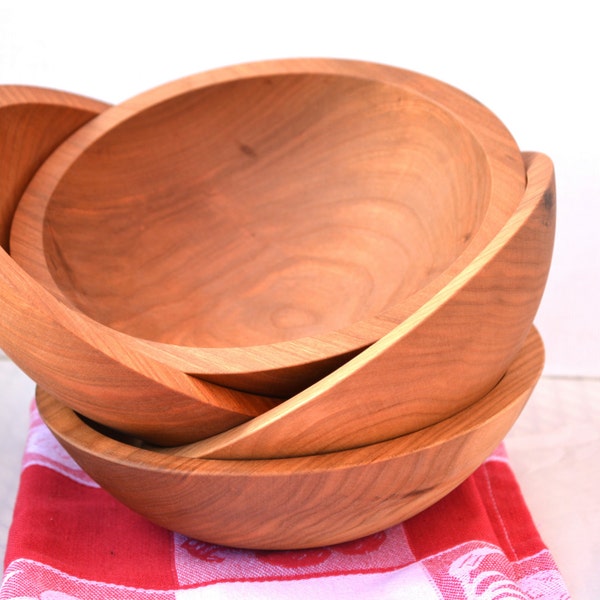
[36,326,545,550]
[1,62,552,450]
[143,151,556,458]
[11,58,526,399]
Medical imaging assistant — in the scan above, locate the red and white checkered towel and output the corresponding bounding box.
[2,403,570,599]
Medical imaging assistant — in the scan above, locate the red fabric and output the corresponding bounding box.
[6,468,176,588]
[1,404,570,599]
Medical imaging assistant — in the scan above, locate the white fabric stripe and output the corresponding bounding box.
[2,558,441,599]
[1,559,175,597]
[21,459,100,488]
[175,563,441,600]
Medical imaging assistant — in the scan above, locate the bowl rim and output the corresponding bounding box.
[37,326,544,476]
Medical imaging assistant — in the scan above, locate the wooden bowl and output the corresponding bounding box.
[0,68,551,451]
[0,86,279,448]
[11,58,526,398]
[36,326,545,550]
[146,151,556,458]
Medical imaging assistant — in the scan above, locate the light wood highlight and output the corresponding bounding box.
[36,326,545,550]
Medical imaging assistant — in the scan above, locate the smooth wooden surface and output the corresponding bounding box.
[36,326,545,550]
[0,86,278,446]
[0,64,544,453]
[0,86,108,250]
[11,59,526,398]
[144,152,555,458]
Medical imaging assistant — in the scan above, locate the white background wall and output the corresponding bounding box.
[1,0,598,377]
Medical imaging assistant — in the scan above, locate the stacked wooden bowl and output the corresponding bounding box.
[0,59,555,549]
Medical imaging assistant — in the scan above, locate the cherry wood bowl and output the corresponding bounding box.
[143,152,556,459]
[36,326,544,550]
[11,58,526,398]
[0,70,552,451]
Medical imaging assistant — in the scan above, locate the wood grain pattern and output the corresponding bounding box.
[0,86,278,446]
[36,326,545,550]
[0,86,108,250]
[143,152,556,458]
[10,59,526,398]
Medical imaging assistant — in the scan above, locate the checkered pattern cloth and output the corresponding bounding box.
[2,403,570,599]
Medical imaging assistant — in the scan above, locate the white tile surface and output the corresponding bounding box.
[0,362,598,599]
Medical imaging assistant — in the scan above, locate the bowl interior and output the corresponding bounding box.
[38,73,490,348]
